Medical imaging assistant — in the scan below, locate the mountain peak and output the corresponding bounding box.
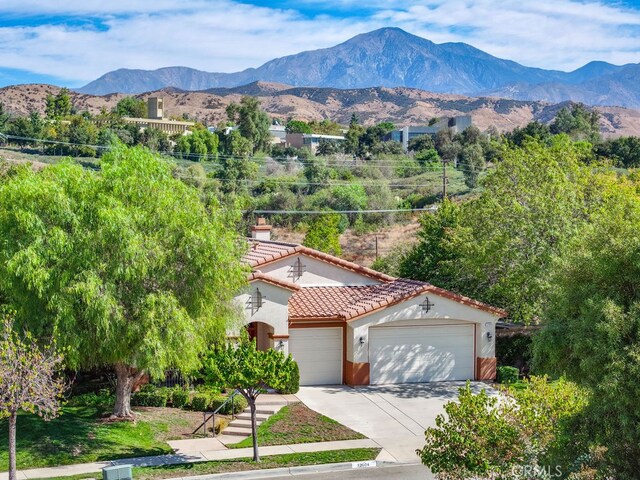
[76,28,639,108]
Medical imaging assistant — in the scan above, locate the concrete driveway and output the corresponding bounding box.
[295,382,496,463]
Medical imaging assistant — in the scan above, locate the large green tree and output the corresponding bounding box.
[533,178,640,477]
[45,88,72,120]
[0,146,247,418]
[113,97,147,118]
[398,136,608,323]
[226,97,271,153]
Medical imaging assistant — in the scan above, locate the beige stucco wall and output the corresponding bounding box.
[347,293,499,364]
[258,254,381,287]
[234,280,293,355]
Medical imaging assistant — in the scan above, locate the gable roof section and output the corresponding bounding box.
[248,271,301,292]
[244,238,393,283]
[289,278,506,321]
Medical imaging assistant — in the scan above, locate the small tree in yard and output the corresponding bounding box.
[205,337,298,462]
[0,313,64,480]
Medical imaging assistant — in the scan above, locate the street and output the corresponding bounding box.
[253,463,433,479]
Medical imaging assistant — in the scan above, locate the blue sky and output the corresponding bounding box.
[0,0,639,88]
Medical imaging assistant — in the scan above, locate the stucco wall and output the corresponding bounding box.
[347,292,499,364]
[259,254,381,287]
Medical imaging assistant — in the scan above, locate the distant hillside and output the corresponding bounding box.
[77,27,639,109]
[3,82,640,137]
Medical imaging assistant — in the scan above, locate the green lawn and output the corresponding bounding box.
[230,402,365,449]
[34,448,381,480]
[0,406,203,471]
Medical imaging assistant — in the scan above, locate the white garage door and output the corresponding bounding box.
[370,324,474,384]
[289,328,342,385]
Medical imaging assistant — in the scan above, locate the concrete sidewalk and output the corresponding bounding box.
[0,439,380,480]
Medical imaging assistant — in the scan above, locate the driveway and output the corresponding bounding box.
[295,382,497,464]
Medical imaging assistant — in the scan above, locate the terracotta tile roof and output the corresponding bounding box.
[289,278,507,321]
[243,239,507,319]
[289,279,428,321]
[248,271,301,292]
[243,239,394,282]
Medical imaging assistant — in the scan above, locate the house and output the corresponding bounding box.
[386,116,473,152]
[285,133,345,153]
[233,219,506,386]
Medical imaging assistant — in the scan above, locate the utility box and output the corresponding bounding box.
[102,465,133,480]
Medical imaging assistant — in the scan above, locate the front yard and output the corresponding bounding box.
[0,405,206,470]
[230,402,365,448]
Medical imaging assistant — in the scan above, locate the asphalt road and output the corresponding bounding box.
[258,463,433,479]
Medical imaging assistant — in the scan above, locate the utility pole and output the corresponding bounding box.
[442,158,450,199]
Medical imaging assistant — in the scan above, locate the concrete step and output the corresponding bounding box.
[235,413,269,421]
[243,407,278,415]
[229,419,263,429]
[222,427,251,437]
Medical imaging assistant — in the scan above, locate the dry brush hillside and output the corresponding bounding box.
[2,82,640,137]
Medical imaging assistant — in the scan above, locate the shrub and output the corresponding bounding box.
[131,387,169,407]
[278,361,300,394]
[497,366,520,384]
[169,387,191,409]
[68,389,114,409]
[188,390,247,413]
[190,391,211,412]
[211,393,248,415]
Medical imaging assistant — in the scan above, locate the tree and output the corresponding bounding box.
[0,312,65,480]
[507,121,552,147]
[594,136,640,168]
[398,200,461,288]
[0,102,10,134]
[418,378,587,480]
[0,146,247,418]
[458,143,485,188]
[113,97,147,118]
[533,178,640,477]
[303,214,342,255]
[204,337,298,462]
[285,120,312,134]
[408,134,435,153]
[226,97,271,153]
[45,88,72,120]
[303,157,331,193]
[550,103,600,143]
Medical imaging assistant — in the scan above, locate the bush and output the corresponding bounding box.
[190,391,211,412]
[211,393,248,415]
[169,387,191,409]
[278,361,300,394]
[131,387,169,407]
[188,389,247,413]
[496,366,520,384]
[67,389,114,409]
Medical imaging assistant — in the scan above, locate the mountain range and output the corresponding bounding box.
[77,28,640,109]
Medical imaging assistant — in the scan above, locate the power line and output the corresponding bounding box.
[245,207,438,214]
[1,134,486,173]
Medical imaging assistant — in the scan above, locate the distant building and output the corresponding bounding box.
[119,97,194,135]
[386,115,473,151]
[286,133,345,153]
[269,125,287,145]
[147,97,164,120]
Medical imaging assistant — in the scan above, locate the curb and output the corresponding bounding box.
[174,460,399,480]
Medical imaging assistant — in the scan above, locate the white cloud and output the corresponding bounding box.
[0,0,638,86]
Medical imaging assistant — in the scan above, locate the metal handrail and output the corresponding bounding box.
[192,389,242,437]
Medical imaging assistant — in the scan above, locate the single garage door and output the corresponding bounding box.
[370,324,474,384]
[289,327,342,385]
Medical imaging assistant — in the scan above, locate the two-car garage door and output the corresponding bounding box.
[369,324,474,384]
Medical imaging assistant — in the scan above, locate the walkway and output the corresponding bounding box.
[0,439,379,480]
